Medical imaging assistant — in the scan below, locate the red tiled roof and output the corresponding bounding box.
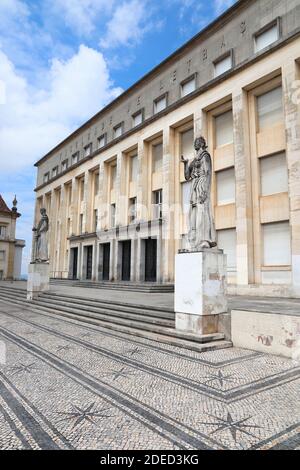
[0,195,12,213]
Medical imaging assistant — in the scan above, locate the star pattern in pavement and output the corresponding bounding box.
[200,412,261,442]
[8,363,37,376]
[56,403,113,429]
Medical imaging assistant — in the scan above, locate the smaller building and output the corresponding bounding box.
[0,195,25,280]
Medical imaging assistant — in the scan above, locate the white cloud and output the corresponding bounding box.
[49,0,115,36]
[99,0,150,49]
[0,45,122,172]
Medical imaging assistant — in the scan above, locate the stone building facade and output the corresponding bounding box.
[34,0,300,297]
[0,195,25,280]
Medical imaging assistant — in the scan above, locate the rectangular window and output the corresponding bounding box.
[181,77,196,97]
[79,214,83,234]
[154,95,167,114]
[257,87,283,131]
[111,204,116,227]
[181,181,192,215]
[153,190,163,219]
[43,172,50,183]
[217,229,237,270]
[0,226,7,238]
[132,111,143,127]
[214,54,232,77]
[216,167,235,205]
[111,165,117,189]
[255,22,279,52]
[128,197,137,224]
[181,128,194,158]
[94,172,99,195]
[72,151,79,165]
[215,110,233,147]
[80,179,85,201]
[98,134,106,149]
[114,124,123,138]
[94,209,98,232]
[0,250,5,261]
[62,159,68,172]
[152,143,163,172]
[263,222,291,266]
[84,143,92,158]
[130,155,138,182]
[0,271,3,280]
[52,166,58,178]
[260,152,288,196]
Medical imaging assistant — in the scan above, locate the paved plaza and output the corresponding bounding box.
[0,296,299,450]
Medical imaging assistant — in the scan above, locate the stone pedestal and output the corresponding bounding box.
[27,262,50,300]
[175,250,227,334]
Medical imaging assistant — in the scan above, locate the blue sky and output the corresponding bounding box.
[0,0,235,274]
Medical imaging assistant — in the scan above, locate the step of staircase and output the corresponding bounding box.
[50,279,175,293]
[0,287,232,352]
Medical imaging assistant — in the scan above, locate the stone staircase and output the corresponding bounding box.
[0,285,232,352]
[50,278,175,293]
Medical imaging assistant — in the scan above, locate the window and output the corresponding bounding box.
[80,178,85,201]
[111,204,116,227]
[0,226,6,238]
[84,143,92,158]
[94,209,98,232]
[62,159,68,172]
[67,185,72,206]
[43,172,50,183]
[152,143,163,172]
[98,134,106,149]
[111,165,117,189]
[215,110,233,147]
[154,95,167,114]
[257,87,283,130]
[79,214,83,234]
[153,190,163,219]
[130,155,138,182]
[128,197,137,224]
[260,152,288,196]
[216,168,235,205]
[72,151,79,165]
[0,271,3,280]
[114,124,123,139]
[217,229,237,270]
[214,54,232,77]
[52,166,58,178]
[255,22,279,52]
[94,172,99,195]
[0,250,5,261]
[181,128,194,159]
[181,181,192,215]
[263,222,291,266]
[132,111,143,127]
[181,77,196,97]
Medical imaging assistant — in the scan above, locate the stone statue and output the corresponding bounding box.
[32,208,49,262]
[181,136,217,250]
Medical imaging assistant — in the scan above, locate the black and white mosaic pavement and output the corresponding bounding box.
[0,300,299,450]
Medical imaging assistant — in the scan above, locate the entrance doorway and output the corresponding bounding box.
[86,245,93,280]
[121,240,131,281]
[102,243,110,281]
[71,248,78,280]
[145,238,157,282]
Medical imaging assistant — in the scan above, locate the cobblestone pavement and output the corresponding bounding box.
[0,299,299,450]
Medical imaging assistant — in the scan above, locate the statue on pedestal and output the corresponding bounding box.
[181,136,217,250]
[32,208,49,262]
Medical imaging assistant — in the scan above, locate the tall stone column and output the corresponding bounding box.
[162,126,175,282]
[282,59,300,295]
[58,184,68,277]
[232,89,254,286]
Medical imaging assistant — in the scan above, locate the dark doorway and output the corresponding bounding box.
[86,246,93,280]
[71,248,78,280]
[121,240,131,281]
[145,238,157,282]
[102,243,110,281]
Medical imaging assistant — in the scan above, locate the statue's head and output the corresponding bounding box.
[194,136,207,151]
[40,208,47,216]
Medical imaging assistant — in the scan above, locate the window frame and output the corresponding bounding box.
[254,18,281,53]
[153,93,168,115]
[132,109,144,128]
[213,50,234,78]
[180,73,197,98]
[113,122,124,139]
